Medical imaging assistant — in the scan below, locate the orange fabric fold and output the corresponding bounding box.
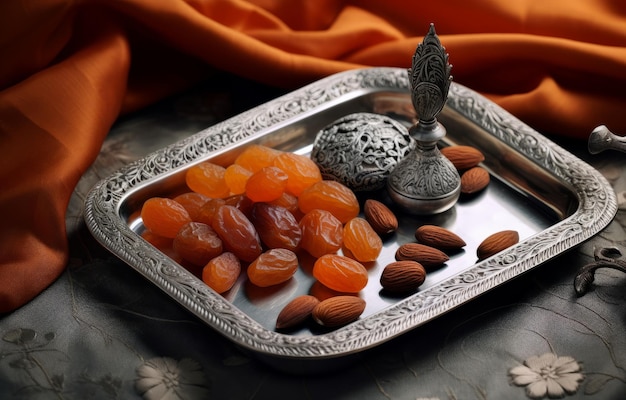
[2,0,626,313]
[0,3,131,312]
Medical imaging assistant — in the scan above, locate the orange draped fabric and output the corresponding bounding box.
[1,0,626,313]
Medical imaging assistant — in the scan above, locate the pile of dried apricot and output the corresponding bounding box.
[139,141,520,333]
[139,144,387,330]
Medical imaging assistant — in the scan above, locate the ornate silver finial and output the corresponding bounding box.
[387,24,460,214]
[409,23,452,130]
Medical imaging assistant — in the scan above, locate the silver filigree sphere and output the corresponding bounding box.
[387,24,460,214]
[311,113,415,191]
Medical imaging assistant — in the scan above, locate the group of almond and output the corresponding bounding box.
[275,145,520,332]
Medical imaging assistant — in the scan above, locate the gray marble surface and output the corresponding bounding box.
[1,73,625,400]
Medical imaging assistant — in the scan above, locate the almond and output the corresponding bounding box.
[395,243,449,268]
[363,199,398,235]
[275,295,320,330]
[312,296,366,327]
[477,230,519,260]
[441,145,485,170]
[380,260,426,293]
[460,166,490,194]
[415,225,466,250]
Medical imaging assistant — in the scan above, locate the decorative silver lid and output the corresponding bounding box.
[387,24,460,214]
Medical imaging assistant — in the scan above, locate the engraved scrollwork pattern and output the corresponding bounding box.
[409,24,452,122]
[84,67,616,360]
[387,149,460,198]
[446,83,615,229]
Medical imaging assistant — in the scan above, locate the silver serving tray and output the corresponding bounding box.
[84,68,616,372]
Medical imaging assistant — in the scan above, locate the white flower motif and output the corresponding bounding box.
[509,353,584,399]
[135,357,209,400]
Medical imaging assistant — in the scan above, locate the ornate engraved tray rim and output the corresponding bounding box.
[84,68,617,368]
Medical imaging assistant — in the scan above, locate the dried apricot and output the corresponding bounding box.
[224,164,253,195]
[202,252,241,294]
[211,205,262,262]
[343,218,383,262]
[173,192,210,221]
[247,248,298,287]
[141,197,192,238]
[299,209,343,258]
[185,161,230,198]
[195,198,226,226]
[234,144,280,173]
[267,192,300,217]
[312,254,368,293]
[141,229,173,251]
[245,166,288,202]
[298,180,359,223]
[272,152,322,196]
[223,194,254,217]
[251,203,302,251]
[173,222,223,266]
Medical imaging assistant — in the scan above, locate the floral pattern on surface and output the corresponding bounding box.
[135,357,209,400]
[509,353,584,399]
[1,327,123,398]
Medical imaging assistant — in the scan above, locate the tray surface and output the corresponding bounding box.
[84,68,616,368]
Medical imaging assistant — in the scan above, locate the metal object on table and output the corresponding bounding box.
[84,67,617,373]
[387,24,460,214]
[311,112,415,192]
[588,125,626,154]
[576,125,626,296]
[574,246,626,296]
